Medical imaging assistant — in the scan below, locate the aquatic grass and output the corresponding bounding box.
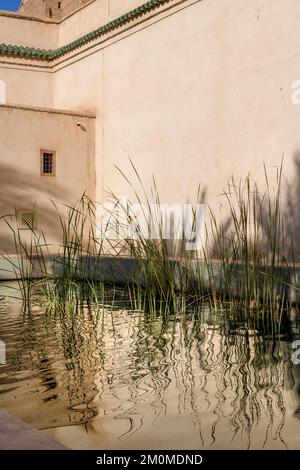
[0,208,52,311]
[32,194,126,314]
[107,159,296,328]
[0,195,119,314]
[0,159,297,332]
[106,160,207,315]
[203,160,294,332]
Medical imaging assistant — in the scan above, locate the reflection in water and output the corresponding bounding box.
[0,287,300,449]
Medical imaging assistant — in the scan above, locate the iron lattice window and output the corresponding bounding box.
[17,210,37,230]
[40,150,56,176]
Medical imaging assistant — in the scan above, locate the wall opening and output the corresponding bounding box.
[40,150,56,176]
[17,210,37,230]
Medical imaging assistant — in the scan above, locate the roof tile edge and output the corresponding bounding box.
[0,0,174,61]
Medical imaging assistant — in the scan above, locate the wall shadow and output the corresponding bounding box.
[0,160,71,254]
[208,154,300,264]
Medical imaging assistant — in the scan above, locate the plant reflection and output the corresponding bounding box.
[0,293,299,449]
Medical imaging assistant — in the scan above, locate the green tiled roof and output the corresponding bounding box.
[0,0,172,61]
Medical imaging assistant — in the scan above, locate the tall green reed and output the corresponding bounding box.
[204,161,293,331]
[0,160,296,329]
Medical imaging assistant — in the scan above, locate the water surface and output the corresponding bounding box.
[0,284,300,449]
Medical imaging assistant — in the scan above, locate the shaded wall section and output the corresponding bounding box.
[0,104,95,254]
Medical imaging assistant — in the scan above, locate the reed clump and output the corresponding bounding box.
[204,163,292,322]
[0,161,297,329]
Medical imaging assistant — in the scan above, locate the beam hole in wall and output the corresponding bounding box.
[40,150,56,176]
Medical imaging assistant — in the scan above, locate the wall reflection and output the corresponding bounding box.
[0,294,299,449]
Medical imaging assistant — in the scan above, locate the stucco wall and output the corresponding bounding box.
[0,105,95,254]
[53,0,300,192]
[53,52,103,202]
[100,0,300,201]
[0,12,57,109]
[108,0,145,18]
[20,0,63,20]
[0,13,58,49]
[2,0,300,257]
[0,67,53,108]
[53,0,300,257]
[59,0,108,45]
[58,0,143,46]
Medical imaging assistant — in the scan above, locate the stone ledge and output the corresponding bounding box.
[0,411,67,450]
[0,103,96,118]
[0,255,299,302]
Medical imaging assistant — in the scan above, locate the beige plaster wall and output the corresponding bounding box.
[59,0,108,45]
[54,53,102,114]
[108,0,144,18]
[3,0,300,257]
[0,105,95,253]
[0,13,58,49]
[53,0,300,257]
[101,0,300,203]
[0,12,56,109]
[0,67,53,108]
[19,0,63,20]
[58,0,143,46]
[53,52,103,202]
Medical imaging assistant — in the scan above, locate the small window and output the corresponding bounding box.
[40,150,56,176]
[58,2,61,8]
[17,210,37,230]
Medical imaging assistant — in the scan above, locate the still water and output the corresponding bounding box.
[0,284,300,450]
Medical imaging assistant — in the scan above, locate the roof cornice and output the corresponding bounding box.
[0,0,174,61]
